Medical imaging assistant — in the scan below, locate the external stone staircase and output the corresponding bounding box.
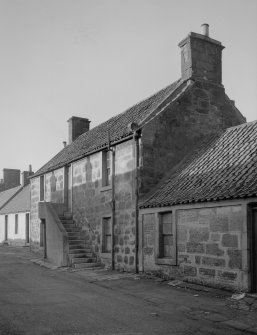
[59,212,101,270]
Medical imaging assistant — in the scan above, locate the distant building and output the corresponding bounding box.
[0,168,21,192]
[0,168,33,246]
[29,24,246,276]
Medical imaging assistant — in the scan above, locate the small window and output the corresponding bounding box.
[102,217,111,253]
[15,214,18,234]
[102,151,111,187]
[159,212,174,258]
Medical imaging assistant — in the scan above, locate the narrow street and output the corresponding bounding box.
[0,246,256,335]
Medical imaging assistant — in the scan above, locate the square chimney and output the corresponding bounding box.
[178,24,224,84]
[68,116,91,144]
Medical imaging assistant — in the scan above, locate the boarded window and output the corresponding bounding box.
[159,212,174,258]
[102,217,111,253]
[102,151,111,187]
[15,214,18,234]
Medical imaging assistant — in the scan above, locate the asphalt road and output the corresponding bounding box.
[0,246,255,335]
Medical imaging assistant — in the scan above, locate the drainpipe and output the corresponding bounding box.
[133,131,140,273]
[111,147,116,270]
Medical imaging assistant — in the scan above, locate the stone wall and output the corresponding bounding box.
[176,206,245,290]
[139,80,245,196]
[141,204,247,291]
[72,139,136,271]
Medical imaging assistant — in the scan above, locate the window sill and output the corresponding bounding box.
[100,185,112,192]
[156,258,176,266]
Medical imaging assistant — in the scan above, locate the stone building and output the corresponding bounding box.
[30,25,246,272]
[0,169,33,246]
[139,121,257,292]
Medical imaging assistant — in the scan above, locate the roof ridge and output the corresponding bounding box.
[226,119,257,131]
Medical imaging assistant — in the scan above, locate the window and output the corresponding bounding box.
[102,217,111,253]
[102,150,111,187]
[159,212,175,259]
[40,175,45,201]
[15,214,18,234]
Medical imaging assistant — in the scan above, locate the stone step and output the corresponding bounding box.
[63,212,73,218]
[73,262,100,269]
[68,239,85,245]
[62,224,77,229]
[69,252,94,258]
[65,227,80,233]
[67,234,82,239]
[71,257,96,264]
[59,218,74,224]
[69,244,86,250]
[68,249,94,255]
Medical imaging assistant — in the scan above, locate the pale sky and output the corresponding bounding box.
[0,0,256,178]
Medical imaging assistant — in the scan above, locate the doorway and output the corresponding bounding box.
[26,213,30,243]
[250,206,257,292]
[4,215,8,241]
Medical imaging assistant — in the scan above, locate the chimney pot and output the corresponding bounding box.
[201,23,209,37]
[63,141,67,148]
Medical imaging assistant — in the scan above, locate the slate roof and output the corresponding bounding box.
[0,186,22,210]
[0,185,30,214]
[140,120,257,208]
[33,79,187,177]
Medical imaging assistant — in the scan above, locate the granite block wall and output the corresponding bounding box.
[71,139,136,270]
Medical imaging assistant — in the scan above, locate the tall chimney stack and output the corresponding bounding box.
[178,24,224,84]
[67,116,91,144]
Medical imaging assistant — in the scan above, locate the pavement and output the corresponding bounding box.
[1,245,257,335]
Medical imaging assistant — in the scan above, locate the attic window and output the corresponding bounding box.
[102,150,112,187]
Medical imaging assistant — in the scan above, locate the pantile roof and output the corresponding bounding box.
[0,185,30,214]
[33,79,187,177]
[0,186,22,210]
[140,120,257,208]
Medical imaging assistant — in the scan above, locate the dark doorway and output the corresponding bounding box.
[250,206,257,292]
[40,219,47,259]
[26,213,30,243]
[5,215,8,241]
